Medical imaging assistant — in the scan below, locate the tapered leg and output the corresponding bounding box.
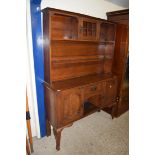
[53,128,63,151]
[111,105,116,119]
[46,119,51,136]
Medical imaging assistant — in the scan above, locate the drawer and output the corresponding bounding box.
[84,82,102,98]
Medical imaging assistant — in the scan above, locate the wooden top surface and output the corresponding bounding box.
[42,7,116,25]
[44,73,115,91]
[106,9,129,16]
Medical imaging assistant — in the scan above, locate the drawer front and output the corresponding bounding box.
[84,82,102,98]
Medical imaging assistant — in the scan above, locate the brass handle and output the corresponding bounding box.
[90,86,97,91]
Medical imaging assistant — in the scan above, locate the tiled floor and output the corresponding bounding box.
[33,111,129,155]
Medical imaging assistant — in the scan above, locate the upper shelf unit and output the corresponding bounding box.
[42,8,116,82]
[47,8,116,42]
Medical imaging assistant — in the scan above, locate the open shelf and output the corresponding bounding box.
[83,101,99,117]
[52,55,105,65]
[100,23,115,42]
[51,13,78,40]
[51,39,115,44]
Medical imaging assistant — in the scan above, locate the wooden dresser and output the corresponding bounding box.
[42,8,118,150]
[107,9,129,117]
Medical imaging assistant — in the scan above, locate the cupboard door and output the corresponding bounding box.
[79,18,99,40]
[61,88,83,125]
[101,79,117,107]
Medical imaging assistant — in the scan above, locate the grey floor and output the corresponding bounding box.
[33,111,129,155]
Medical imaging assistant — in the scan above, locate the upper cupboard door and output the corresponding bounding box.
[50,12,79,40]
[79,17,99,41]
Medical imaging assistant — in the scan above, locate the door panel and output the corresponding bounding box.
[79,17,99,40]
[61,88,83,125]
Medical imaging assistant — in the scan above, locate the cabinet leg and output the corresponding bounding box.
[53,128,63,151]
[111,105,116,119]
[46,120,51,136]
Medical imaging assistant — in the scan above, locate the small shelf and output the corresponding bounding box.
[101,41,115,44]
[100,22,115,42]
[51,39,99,43]
[51,13,78,40]
[83,101,99,117]
[51,39,115,44]
[52,55,105,64]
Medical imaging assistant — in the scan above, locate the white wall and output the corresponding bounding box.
[41,0,127,19]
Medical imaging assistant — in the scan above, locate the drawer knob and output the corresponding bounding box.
[109,85,112,88]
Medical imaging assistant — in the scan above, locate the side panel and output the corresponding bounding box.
[44,86,56,127]
[43,11,51,83]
